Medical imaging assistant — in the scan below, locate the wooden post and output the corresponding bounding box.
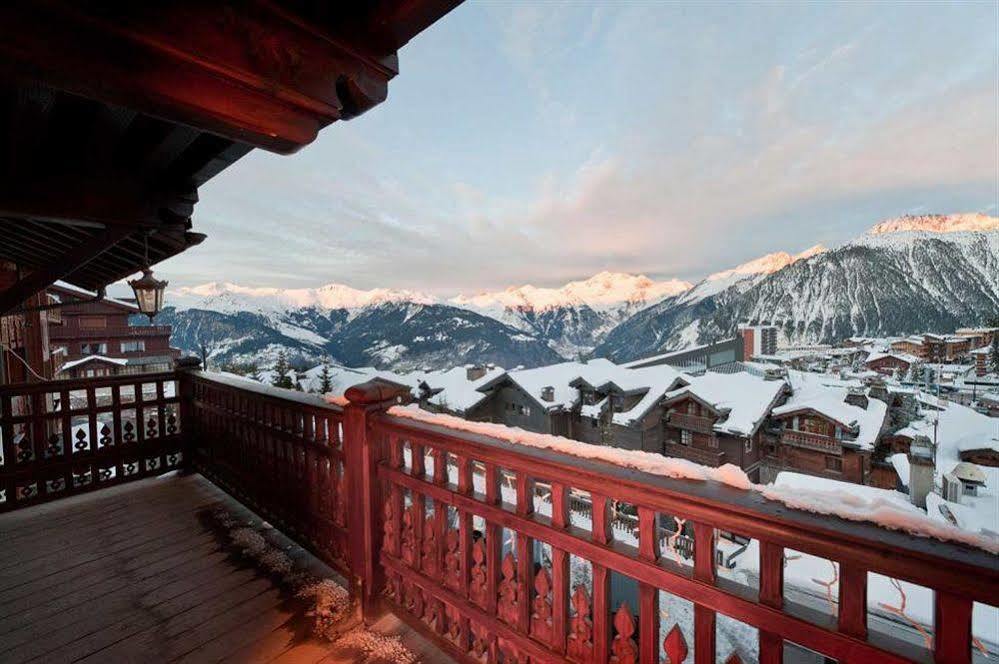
[174,357,201,471]
[343,380,411,623]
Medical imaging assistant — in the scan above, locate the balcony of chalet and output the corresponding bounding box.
[1,367,997,664]
[0,3,997,663]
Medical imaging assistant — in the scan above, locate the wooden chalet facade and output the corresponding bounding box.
[770,406,876,484]
[48,283,179,377]
[865,351,918,376]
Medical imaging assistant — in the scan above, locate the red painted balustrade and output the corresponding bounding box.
[0,371,183,510]
[357,402,997,664]
[2,370,996,663]
[186,372,351,576]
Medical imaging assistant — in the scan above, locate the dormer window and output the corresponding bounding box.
[687,402,696,415]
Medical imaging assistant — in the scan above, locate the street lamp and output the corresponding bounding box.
[128,233,168,321]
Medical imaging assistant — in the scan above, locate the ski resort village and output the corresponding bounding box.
[0,3,997,664]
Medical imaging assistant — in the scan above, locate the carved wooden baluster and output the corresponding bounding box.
[483,462,501,618]
[692,522,717,664]
[444,527,461,589]
[637,506,661,662]
[758,541,783,664]
[401,501,416,566]
[410,440,425,478]
[61,388,75,492]
[663,624,688,663]
[567,585,594,662]
[497,551,519,626]
[134,382,145,473]
[550,481,570,654]
[591,492,613,662]
[531,565,553,644]
[515,471,533,634]
[155,380,167,469]
[431,447,448,582]
[454,454,473,651]
[86,385,98,457]
[611,603,638,664]
[422,506,438,576]
[470,535,489,608]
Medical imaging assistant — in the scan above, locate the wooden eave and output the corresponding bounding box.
[0,0,461,314]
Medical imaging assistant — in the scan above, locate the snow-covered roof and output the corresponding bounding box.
[771,370,888,450]
[865,351,920,366]
[60,355,129,371]
[895,399,998,455]
[479,358,689,426]
[412,365,507,413]
[663,371,786,436]
[51,281,140,312]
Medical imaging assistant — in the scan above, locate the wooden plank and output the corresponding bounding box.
[934,592,972,664]
[0,551,241,652]
[75,576,277,662]
[0,542,225,662]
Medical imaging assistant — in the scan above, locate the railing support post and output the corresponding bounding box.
[174,357,201,471]
[343,380,411,623]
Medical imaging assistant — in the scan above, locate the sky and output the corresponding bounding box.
[155,1,998,296]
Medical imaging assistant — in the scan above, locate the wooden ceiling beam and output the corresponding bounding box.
[0,225,133,315]
[0,1,405,154]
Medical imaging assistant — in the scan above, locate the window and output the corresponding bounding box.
[79,316,106,329]
[81,343,108,355]
[680,430,692,446]
[825,456,842,472]
[687,402,696,415]
[744,437,753,453]
[708,435,719,449]
[120,340,145,352]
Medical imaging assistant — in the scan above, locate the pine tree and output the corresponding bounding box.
[319,358,333,394]
[272,350,293,389]
[990,335,999,374]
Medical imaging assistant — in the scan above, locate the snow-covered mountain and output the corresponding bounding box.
[596,214,999,361]
[156,213,998,370]
[161,272,691,368]
[450,272,691,357]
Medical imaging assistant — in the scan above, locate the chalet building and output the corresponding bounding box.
[47,282,179,377]
[970,346,993,377]
[660,371,788,481]
[890,335,926,359]
[473,359,690,450]
[923,333,971,363]
[864,351,919,376]
[955,326,998,350]
[768,374,888,485]
[622,336,743,372]
[738,323,778,359]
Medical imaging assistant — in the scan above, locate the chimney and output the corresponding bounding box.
[844,386,868,410]
[541,386,555,402]
[908,435,935,509]
[763,366,786,381]
[466,365,487,381]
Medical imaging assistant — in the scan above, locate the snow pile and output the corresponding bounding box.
[867,213,998,235]
[298,579,353,639]
[389,404,756,490]
[386,405,999,553]
[336,629,418,664]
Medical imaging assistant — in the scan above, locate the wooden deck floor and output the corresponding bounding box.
[0,473,452,663]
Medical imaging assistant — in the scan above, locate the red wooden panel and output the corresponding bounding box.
[934,591,972,664]
[551,546,569,654]
[639,582,659,662]
[838,563,867,639]
[592,562,611,662]
[759,541,784,664]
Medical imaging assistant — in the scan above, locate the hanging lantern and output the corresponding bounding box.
[128,232,168,321]
[128,268,168,321]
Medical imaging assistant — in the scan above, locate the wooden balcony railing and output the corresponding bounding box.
[2,367,996,663]
[49,324,172,340]
[186,372,351,576]
[667,412,716,435]
[663,440,726,467]
[0,371,183,510]
[781,430,844,455]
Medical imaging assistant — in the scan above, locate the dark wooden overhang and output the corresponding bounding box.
[0,0,461,314]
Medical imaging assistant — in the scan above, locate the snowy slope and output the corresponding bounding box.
[597,215,998,362]
[451,272,692,356]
